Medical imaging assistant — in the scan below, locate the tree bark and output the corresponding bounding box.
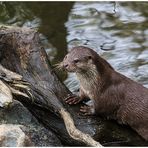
[0,26,147,146]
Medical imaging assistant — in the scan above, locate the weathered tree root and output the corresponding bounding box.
[60,108,102,147]
[0,64,102,146]
[0,26,102,147]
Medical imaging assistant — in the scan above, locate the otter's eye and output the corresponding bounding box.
[88,56,92,59]
[73,59,80,63]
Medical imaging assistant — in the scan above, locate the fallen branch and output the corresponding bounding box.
[60,108,102,147]
[0,26,102,146]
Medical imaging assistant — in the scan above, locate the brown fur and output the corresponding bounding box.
[62,46,148,141]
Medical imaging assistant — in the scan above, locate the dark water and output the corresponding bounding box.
[0,2,147,91]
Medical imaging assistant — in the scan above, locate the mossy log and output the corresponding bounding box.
[0,26,147,146]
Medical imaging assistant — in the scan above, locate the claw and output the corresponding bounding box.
[79,105,95,116]
[65,94,81,105]
[80,106,88,112]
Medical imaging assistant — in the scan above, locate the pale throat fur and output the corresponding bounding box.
[76,63,101,100]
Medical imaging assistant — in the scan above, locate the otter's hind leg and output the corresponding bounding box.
[80,105,95,115]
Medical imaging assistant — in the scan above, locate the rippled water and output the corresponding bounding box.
[65,2,148,91]
[0,2,148,91]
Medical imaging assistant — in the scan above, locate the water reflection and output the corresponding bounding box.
[0,2,38,27]
[0,2,147,90]
[65,2,148,91]
[0,2,73,81]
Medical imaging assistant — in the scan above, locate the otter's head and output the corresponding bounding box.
[62,46,98,73]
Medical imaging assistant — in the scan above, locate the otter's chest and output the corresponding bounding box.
[78,75,97,99]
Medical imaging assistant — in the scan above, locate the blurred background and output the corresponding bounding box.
[0,1,148,92]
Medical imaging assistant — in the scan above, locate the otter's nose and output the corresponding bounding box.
[64,64,68,69]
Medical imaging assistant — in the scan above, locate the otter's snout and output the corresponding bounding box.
[63,63,74,72]
[64,64,68,69]
[62,60,76,72]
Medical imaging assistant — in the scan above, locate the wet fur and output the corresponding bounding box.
[63,46,148,141]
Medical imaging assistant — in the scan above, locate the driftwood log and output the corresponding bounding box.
[0,26,147,146]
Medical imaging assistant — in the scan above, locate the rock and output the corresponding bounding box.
[0,124,31,147]
[0,100,62,146]
[0,80,13,108]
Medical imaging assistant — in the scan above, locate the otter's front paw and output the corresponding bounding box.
[80,105,95,115]
[65,94,82,105]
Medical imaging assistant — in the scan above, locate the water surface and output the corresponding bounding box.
[65,2,148,91]
[0,1,147,91]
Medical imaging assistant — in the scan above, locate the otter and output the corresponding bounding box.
[62,46,148,141]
